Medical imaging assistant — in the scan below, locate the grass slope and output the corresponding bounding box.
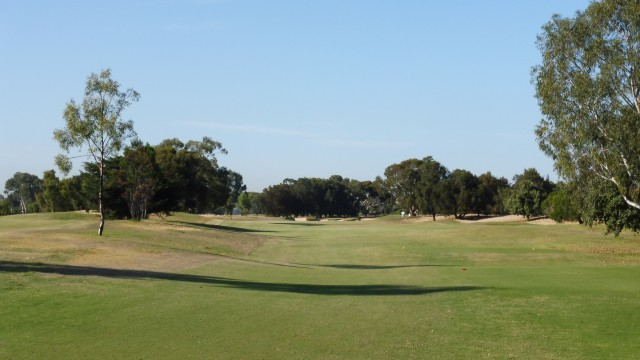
[1,214,639,359]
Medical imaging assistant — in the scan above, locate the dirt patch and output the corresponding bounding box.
[589,247,640,256]
[402,215,452,223]
[456,215,578,225]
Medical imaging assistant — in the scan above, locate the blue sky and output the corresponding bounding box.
[1,0,591,192]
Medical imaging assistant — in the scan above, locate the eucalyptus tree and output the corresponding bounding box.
[533,0,640,216]
[476,172,510,215]
[153,137,229,214]
[119,141,159,220]
[441,169,479,219]
[36,170,63,212]
[54,69,139,235]
[384,158,422,214]
[4,172,42,214]
[415,156,448,221]
[506,168,555,220]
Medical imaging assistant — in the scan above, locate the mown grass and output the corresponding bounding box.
[1,214,639,359]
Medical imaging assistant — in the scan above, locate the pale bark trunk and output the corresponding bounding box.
[98,159,105,236]
[622,195,640,211]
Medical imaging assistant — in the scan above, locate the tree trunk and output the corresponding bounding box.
[98,212,105,236]
[98,159,105,236]
[432,213,436,221]
[19,197,27,214]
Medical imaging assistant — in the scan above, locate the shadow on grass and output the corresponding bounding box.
[0,261,487,296]
[210,253,311,269]
[271,222,326,226]
[174,221,275,233]
[303,264,458,270]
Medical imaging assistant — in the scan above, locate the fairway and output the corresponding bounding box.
[1,213,639,359]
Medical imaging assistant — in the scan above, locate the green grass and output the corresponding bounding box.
[1,213,639,359]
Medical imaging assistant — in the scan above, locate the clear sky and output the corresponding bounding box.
[1,0,592,193]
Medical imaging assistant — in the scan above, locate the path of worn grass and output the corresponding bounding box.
[1,213,639,359]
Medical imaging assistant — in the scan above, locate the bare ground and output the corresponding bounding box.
[403,214,573,225]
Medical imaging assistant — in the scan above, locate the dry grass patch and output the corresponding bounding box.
[0,212,269,272]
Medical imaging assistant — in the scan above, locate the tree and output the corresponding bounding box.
[225,170,247,215]
[4,172,42,214]
[533,0,640,216]
[476,172,510,215]
[36,170,63,212]
[118,141,159,220]
[260,182,296,217]
[415,156,448,221]
[54,69,139,235]
[441,169,479,219]
[542,185,581,223]
[506,168,554,220]
[354,180,385,216]
[384,159,422,214]
[0,197,10,216]
[566,175,640,235]
[237,192,252,215]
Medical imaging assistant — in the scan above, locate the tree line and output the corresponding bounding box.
[251,156,559,222]
[5,147,636,236]
[1,136,244,220]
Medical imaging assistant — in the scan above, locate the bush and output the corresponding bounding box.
[0,199,10,216]
[543,190,580,223]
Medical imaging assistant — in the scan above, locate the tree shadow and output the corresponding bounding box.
[271,222,326,226]
[302,264,458,270]
[0,261,488,296]
[211,253,311,269]
[174,221,275,233]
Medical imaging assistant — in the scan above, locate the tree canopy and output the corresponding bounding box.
[533,0,640,214]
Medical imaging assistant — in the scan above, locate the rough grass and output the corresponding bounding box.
[1,213,639,359]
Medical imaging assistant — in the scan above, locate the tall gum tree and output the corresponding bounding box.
[533,0,640,211]
[54,69,139,235]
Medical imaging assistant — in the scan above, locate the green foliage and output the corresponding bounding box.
[119,141,159,220]
[506,168,555,220]
[153,137,233,214]
[53,69,139,175]
[477,172,510,215]
[4,172,42,214]
[0,198,10,216]
[388,156,509,219]
[542,187,581,223]
[259,176,364,217]
[568,176,640,235]
[237,192,251,215]
[415,156,448,220]
[533,0,640,217]
[441,169,479,219]
[35,170,63,212]
[384,159,421,212]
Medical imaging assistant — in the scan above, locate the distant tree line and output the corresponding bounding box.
[4,150,639,234]
[257,176,388,218]
[2,136,244,219]
[247,156,557,221]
